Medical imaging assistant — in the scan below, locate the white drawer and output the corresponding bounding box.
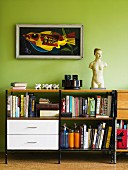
[7,120,58,135]
[7,135,58,150]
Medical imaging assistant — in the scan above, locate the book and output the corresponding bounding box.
[88,127,91,148]
[11,82,27,87]
[89,98,95,117]
[28,94,36,117]
[75,97,79,117]
[36,103,59,110]
[106,126,112,149]
[24,94,29,117]
[39,98,50,104]
[92,129,97,149]
[12,86,26,90]
[61,98,66,113]
[12,95,16,118]
[95,123,103,148]
[96,96,101,118]
[117,129,127,149]
[99,122,106,149]
[7,95,13,117]
[107,95,112,116]
[20,94,24,117]
[83,124,88,149]
[40,110,59,117]
[102,126,109,149]
[66,95,70,113]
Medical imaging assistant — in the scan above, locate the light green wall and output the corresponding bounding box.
[0,0,128,151]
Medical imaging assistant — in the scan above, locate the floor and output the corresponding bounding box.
[0,151,128,170]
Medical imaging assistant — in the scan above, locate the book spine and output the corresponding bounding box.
[92,129,97,149]
[106,126,112,148]
[12,96,16,118]
[96,96,101,117]
[28,95,36,117]
[20,95,24,117]
[66,95,70,113]
[7,95,13,117]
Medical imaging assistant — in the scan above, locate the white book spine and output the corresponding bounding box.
[12,96,16,118]
[99,129,105,149]
[66,95,70,113]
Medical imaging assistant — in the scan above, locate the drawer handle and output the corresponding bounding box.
[27,127,37,128]
[27,142,37,144]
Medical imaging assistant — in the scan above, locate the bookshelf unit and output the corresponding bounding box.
[115,90,128,163]
[59,89,116,163]
[5,89,117,164]
[5,89,60,164]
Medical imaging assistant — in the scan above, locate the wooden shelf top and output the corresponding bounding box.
[61,89,112,93]
[7,117,112,120]
[7,89,59,93]
[7,89,112,93]
[7,117,59,120]
[61,117,113,120]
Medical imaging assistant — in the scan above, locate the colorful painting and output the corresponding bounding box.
[16,24,83,59]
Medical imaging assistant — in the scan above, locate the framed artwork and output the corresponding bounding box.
[16,24,83,59]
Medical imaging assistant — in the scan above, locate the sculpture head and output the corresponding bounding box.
[94,48,102,59]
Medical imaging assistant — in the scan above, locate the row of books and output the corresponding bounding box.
[61,123,112,149]
[116,120,128,149]
[79,123,112,149]
[7,94,59,118]
[61,95,112,118]
[7,94,36,117]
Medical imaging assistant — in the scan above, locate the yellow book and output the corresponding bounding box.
[106,126,112,149]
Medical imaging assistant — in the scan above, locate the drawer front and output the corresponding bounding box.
[7,120,58,135]
[7,135,58,150]
[117,110,128,119]
[117,93,128,109]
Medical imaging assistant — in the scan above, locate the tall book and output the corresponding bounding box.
[20,94,24,117]
[99,122,106,149]
[89,98,95,117]
[28,94,36,117]
[12,95,16,118]
[7,95,13,117]
[106,126,112,149]
[95,123,103,148]
[92,129,97,149]
[107,95,112,117]
[66,95,70,113]
[96,96,101,118]
[83,124,88,149]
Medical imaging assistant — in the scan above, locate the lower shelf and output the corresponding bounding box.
[60,148,111,151]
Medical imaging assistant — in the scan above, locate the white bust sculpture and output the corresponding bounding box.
[89,48,107,88]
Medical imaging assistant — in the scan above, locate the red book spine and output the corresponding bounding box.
[61,98,66,113]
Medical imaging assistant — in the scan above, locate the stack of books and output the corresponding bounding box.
[37,98,59,117]
[11,82,27,90]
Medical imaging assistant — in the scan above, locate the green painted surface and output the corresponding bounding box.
[0,0,128,151]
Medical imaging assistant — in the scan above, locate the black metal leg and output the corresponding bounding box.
[58,150,61,164]
[5,150,7,164]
